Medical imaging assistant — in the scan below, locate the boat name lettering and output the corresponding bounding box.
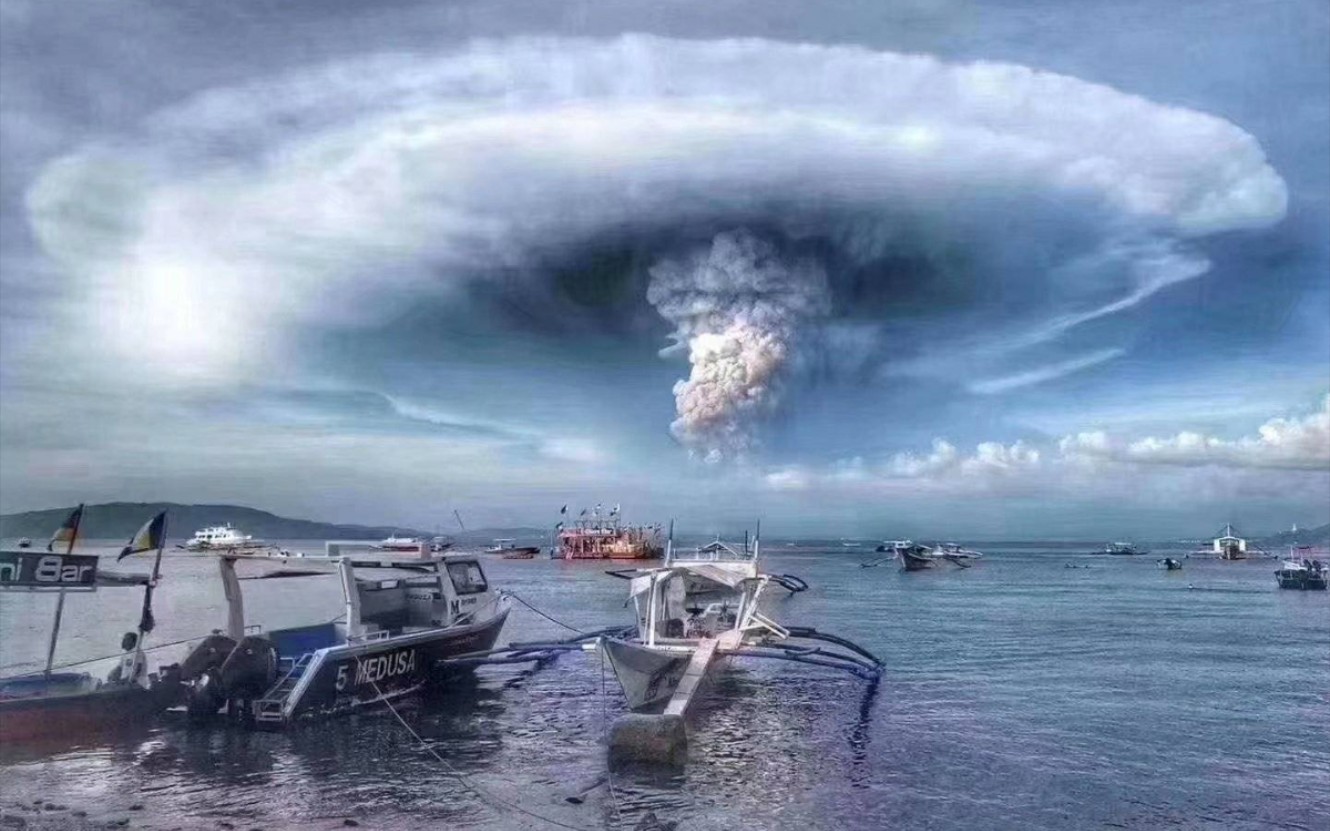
[353,649,418,686]
[0,552,99,589]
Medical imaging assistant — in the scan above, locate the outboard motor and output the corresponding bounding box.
[217,635,278,706]
[179,633,237,721]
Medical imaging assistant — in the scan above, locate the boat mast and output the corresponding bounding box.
[43,504,84,677]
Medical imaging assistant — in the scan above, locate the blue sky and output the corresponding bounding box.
[1,0,1326,537]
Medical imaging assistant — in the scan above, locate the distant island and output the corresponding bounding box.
[0,502,548,547]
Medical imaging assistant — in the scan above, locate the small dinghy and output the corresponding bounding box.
[1157,558,1183,571]
[600,525,881,760]
[179,550,510,729]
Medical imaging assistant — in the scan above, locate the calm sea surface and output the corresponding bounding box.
[1,543,1327,830]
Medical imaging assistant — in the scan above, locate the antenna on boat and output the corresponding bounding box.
[453,510,466,531]
[743,529,749,556]
[754,519,761,560]
[665,519,674,565]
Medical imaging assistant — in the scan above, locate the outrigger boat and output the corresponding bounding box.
[0,509,182,743]
[598,525,880,760]
[863,540,978,570]
[178,549,509,729]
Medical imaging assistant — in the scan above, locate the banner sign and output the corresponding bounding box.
[0,551,100,591]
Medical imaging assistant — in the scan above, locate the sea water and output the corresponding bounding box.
[1,544,1326,830]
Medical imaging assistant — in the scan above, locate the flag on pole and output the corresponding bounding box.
[119,511,167,561]
[47,504,85,552]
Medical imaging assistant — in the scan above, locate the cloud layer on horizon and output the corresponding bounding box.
[765,395,1330,495]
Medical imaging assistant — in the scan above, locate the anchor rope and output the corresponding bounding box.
[507,591,591,635]
[359,656,594,831]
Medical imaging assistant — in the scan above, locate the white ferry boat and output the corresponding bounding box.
[183,524,263,551]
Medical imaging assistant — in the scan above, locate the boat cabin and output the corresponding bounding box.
[217,553,499,647]
[1212,524,1247,559]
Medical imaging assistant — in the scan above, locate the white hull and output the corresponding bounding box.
[601,639,692,711]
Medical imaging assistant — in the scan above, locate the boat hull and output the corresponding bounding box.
[899,550,936,571]
[0,678,181,743]
[601,639,692,712]
[273,608,510,726]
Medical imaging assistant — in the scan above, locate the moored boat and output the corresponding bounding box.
[487,539,540,559]
[1275,552,1327,590]
[599,524,880,759]
[1157,558,1183,571]
[1095,541,1149,556]
[1212,525,1248,560]
[0,508,182,743]
[555,505,663,560]
[183,523,264,551]
[376,534,426,552]
[178,551,510,729]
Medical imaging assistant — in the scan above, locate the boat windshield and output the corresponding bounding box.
[447,561,488,594]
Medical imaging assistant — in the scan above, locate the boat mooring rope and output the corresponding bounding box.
[359,657,597,831]
[507,591,592,635]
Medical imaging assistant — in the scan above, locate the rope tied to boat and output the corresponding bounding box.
[357,655,597,831]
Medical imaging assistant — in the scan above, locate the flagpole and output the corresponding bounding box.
[131,514,168,680]
[43,505,84,677]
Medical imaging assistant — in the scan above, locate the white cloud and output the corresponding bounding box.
[1063,394,1329,471]
[764,395,1330,497]
[968,348,1126,395]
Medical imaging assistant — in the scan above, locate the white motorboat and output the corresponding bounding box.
[376,534,425,552]
[177,551,511,729]
[183,524,263,551]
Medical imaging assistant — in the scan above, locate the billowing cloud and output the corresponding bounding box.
[765,394,1329,494]
[1061,394,1330,471]
[26,35,1288,460]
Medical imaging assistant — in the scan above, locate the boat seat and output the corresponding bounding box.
[268,622,340,659]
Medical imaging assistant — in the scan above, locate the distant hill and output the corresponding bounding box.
[0,502,436,545]
[1259,523,1330,548]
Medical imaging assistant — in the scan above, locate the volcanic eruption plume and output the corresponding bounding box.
[25,35,1288,460]
[647,231,830,462]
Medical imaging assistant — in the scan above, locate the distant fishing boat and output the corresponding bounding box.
[1211,524,1249,560]
[178,551,510,729]
[1157,558,1183,571]
[487,539,540,559]
[1095,541,1149,556]
[1275,549,1327,590]
[554,505,663,560]
[0,508,182,742]
[598,524,879,759]
[183,524,264,551]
